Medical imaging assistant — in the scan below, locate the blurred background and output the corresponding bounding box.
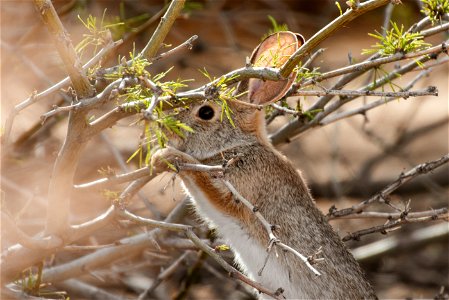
[1,0,448,299]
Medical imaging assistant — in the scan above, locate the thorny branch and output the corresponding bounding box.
[3,0,448,298]
[221,179,321,276]
[2,39,122,144]
[342,212,448,242]
[175,163,322,276]
[328,153,449,219]
[139,0,186,59]
[280,0,392,77]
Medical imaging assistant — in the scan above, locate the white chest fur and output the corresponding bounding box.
[181,178,304,299]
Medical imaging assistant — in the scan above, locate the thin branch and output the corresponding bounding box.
[2,39,121,144]
[271,50,443,145]
[330,207,448,220]
[177,163,224,173]
[115,208,190,233]
[222,179,321,276]
[381,3,395,36]
[280,0,391,77]
[57,279,123,300]
[137,252,189,300]
[222,180,278,243]
[302,48,325,69]
[184,229,284,300]
[34,0,93,98]
[301,41,448,87]
[40,78,123,123]
[75,166,153,189]
[69,206,115,241]
[88,66,283,133]
[39,199,189,283]
[420,21,449,37]
[328,153,449,218]
[342,212,448,242]
[271,103,299,116]
[352,222,449,262]
[1,211,63,250]
[292,87,437,98]
[140,0,186,59]
[63,244,117,251]
[151,35,198,62]
[319,70,431,125]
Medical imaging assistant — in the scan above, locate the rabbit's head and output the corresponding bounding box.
[167,32,304,161]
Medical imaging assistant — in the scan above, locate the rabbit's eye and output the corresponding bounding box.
[198,105,214,120]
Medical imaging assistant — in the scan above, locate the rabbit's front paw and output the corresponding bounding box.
[151,147,198,172]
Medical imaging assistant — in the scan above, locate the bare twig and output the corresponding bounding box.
[57,279,123,300]
[319,70,431,125]
[222,180,278,243]
[184,229,284,300]
[115,208,190,233]
[40,78,123,123]
[421,21,449,37]
[328,153,449,218]
[140,0,186,59]
[177,163,224,173]
[330,207,448,220]
[292,87,437,98]
[222,179,321,276]
[1,211,62,250]
[38,199,189,283]
[302,48,325,70]
[342,212,448,242]
[34,0,93,97]
[352,222,449,261]
[301,41,448,87]
[74,166,152,189]
[271,103,299,116]
[2,39,121,144]
[280,0,391,77]
[151,35,198,62]
[137,252,189,300]
[381,3,395,36]
[271,50,443,145]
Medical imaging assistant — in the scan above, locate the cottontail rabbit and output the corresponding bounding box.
[152,32,376,299]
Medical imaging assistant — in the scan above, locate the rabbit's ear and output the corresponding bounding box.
[247,31,304,105]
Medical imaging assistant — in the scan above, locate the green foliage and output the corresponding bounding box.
[107,2,151,40]
[102,48,195,167]
[368,67,403,97]
[263,15,289,39]
[362,22,431,56]
[294,64,321,83]
[15,265,69,299]
[335,1,344,15]
[199,69,240,127]
[102,189,120,201]
[302,108,323,121]
[76,10,124,57]
[215,244,231,251]
[421,0,449,24]
[183,1,204,13]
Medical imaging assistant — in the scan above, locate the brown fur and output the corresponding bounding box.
[152,31,377,299]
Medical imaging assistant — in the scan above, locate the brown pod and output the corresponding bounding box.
[248,31,304,104]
